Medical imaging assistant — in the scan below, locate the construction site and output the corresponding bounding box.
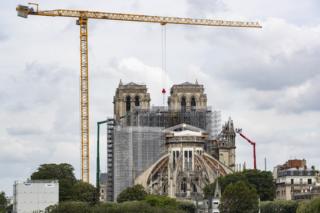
[103,81,236,201]
[15,3,262,204]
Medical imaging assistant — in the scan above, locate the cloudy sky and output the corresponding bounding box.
[1,0,320,195]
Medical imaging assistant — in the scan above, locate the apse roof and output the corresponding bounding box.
[165,123,205,133]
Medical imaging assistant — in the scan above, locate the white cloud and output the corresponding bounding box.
[1,0,320,196]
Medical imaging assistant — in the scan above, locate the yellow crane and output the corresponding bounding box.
[16,3,262,183]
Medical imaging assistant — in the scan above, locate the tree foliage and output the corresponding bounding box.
[31,163,77,201]
[117,184,148,203]
[144,194,177,207]
[204,169,275,201]
[31,163,97,203]
[47,200,189,213]
[261,200,298,213]
[243,170,275,201]
[219,181,259,213]
[0,192,7,213]
[177,201,196,213]
[46,201,91,213]
[31,163,76,181]
[296,198,320,213]
[71,181,97,204]
[140,194,195,213]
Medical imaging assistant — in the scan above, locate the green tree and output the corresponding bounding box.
[31,163,77,201]
[219,181,259,213]
[203,172,248,199]
[0,192,7,213]
[177,201,196,213]
[296,198,320,213]
[117,185,148,203]
[243,170,275,201]
[47,200,188,213]
[144,194,177,208]
[204,170,275,201]
[71,181,97,204]
[261,200,298,213]
[46,201,91,213]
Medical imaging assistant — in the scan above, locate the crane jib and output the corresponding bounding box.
[17,5,262,28]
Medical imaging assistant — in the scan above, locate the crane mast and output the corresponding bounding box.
[16,4,262,182]
[78,17,90,182]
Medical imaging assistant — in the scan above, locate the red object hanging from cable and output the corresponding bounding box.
[161,24,167,106]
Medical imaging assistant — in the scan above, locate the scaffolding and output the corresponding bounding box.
[212,110,222,138]
[113,126,165,200]
[106,121,115,201]
[107,106,215,201]
[119,106,213,136]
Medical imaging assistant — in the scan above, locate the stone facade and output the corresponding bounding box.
[135,124,232,200]
[207,118,236,170]
[113,80,150,120]
[168,81,207,111]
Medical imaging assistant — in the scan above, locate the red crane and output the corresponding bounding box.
[236,128,257,170]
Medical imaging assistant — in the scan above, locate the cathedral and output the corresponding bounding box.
[106,81,236,202]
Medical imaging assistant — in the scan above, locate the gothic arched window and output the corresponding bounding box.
[126,96,131,112]
[134,96,140,107]
[181,96,186,112]
[191,96,196,110]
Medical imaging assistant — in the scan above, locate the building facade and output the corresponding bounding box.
[273,159,319,200]
[13,180,59,213]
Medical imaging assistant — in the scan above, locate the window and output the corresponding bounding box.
[192,183,197,192]
[126,96,131,112]
[181,96,186,112]
[184,151,188,170]
[308,179,312,184]
[134,96,140,107]
[181,182,187,192]
[184,150,192,171]
[191,96,196,110]
[173,151,176,169]
[291,179,294,185]
[189,150,192,170]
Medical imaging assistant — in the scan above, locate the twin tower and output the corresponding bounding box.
[113,80,207,120]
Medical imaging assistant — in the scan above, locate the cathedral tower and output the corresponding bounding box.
[168,81,207,111]
[217,118,236,170]
[113,80,150,121]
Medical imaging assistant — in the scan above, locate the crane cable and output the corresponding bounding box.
[161,24,167,106]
